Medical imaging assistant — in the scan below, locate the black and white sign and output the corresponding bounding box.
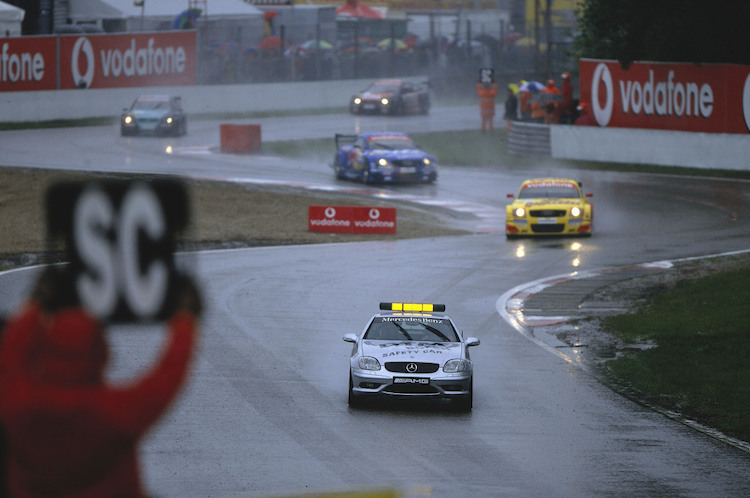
[46,180,189,322]
[479,67,495,85]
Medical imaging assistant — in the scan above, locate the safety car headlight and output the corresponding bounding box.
[353,97,362,105]
[443,359,469,373]
[358,356,381,371]
[570,206,582,217]
[381,97,389,106]
[123,115,133,125]
[165,116,174,124]
[513,207,526,218]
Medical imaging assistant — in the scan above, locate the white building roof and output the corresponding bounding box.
[73,0,263,19]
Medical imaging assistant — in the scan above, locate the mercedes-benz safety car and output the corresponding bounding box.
[343,303,479,411]
[332,132,437,184]
[506,178,593,238]
[349,79,430,115]
[121,95,187,137]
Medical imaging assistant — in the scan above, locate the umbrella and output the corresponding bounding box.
[377,38,408,50]
[530,92,565,104]
[258,36,286,51]
[173,8,201,29]
[300,39,333,51]
[519,81,544,92]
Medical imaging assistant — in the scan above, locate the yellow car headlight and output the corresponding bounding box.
[570,206,582,217]
[514,207,526,217]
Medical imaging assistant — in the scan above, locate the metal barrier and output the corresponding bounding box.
[508,121,551,156]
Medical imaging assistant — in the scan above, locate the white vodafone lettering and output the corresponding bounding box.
[119,186,168,318]
[100,38,186,78]
[73,184,169,319]
[618,69,713,118]
[74,187,118,317]
[0,42,45,83]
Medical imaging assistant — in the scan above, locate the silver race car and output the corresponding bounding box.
[343,303,479,411]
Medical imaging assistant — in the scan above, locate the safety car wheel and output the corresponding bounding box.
[453,380,473,412]
[348,374,363,408]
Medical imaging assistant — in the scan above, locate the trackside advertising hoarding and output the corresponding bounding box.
[0,31,196,92]
[0,36,58,91]
[579,59,750,134]
[308,206,397,234]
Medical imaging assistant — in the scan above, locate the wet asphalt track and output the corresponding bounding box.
[2,106,750,496]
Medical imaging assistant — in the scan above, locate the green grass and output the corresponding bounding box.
[263,130,750,179]
[602,269,750,442]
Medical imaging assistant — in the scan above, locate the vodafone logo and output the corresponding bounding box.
[325,207,337,218]
[369,208,380,220]
[590,62,717,127]
[591,63,614,126]
[743,74,750,133]
[71,37,95,88]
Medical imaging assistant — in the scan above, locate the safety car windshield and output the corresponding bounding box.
[364,316,459,342]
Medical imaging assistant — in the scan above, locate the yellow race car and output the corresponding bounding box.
[505,178,593,238]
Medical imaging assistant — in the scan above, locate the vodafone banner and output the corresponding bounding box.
[0,36,57,91]
[59,32,196,89]
[0,31,196,92]
[308,206,397,234]
[579,59,750,134]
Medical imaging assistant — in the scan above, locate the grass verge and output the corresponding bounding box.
[602,267,750,443]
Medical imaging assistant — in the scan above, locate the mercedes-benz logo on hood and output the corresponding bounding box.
[406,363,418,373]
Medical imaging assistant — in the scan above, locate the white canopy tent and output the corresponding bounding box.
[0,1,24,37]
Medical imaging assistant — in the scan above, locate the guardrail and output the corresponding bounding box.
[508,121,551,156]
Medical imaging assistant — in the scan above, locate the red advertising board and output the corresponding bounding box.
[308,206,397,234]
[579,59,750,134]
[0,36,58,91]
[58,31,196,89]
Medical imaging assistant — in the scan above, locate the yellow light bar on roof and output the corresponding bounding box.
[379,302,446,312]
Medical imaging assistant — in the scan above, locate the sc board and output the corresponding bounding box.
[45,180,189,322]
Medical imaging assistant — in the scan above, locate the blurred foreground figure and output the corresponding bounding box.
[0,268,201,498]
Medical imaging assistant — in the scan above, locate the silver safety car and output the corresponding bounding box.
[343,303,479,411]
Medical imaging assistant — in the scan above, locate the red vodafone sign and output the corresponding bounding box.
[579,59,750,134]
[58,32,196,89]
[0,36,57,91]
[308,206,397,234]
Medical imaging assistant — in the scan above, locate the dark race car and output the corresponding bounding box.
[331,132,437,184]
[349,79,430,115]
[120,95,187,137]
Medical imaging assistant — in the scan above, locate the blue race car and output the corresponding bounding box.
[332,132,437,184]
[120,94,187,137]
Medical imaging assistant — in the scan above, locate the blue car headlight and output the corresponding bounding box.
[376,158,393,169]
